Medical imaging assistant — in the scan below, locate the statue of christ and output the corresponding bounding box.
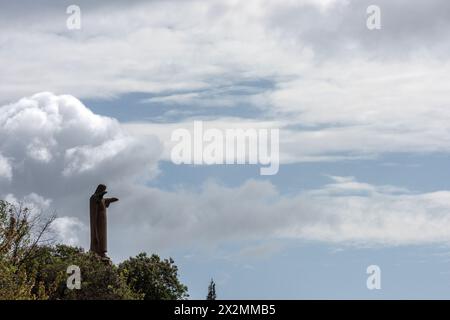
[89,184,118,258]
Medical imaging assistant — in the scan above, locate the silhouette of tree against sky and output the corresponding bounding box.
[207,278,216,300]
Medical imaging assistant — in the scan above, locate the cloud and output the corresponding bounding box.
[0,93,162,248]
[0,154,12,181]
[0,92,161,197]
[105,175,450,258]
[51,216,86,246]
[293,178,450,245]
[3,192,52,213]
[125,96,450,163]
[1,1,450,163]
[1,0,448,102]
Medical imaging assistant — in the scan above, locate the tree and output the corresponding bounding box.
[119,252,188,300]
[0,258,43,300]
[0,200,55,266]
[25,245,141,300]
[0,200,139,300]
[0,200,54,299]
[206,278,216,300]
[0,200,189,300]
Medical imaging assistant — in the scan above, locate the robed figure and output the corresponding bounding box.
[89,184,118,257]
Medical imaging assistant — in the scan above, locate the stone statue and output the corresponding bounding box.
[89,184,118,258]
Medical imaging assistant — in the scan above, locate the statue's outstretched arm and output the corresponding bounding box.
[105,197,119,208]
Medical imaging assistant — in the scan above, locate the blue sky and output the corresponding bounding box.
[2,0,450,299]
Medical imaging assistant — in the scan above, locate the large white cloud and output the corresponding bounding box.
[0,92,161,196]
[0,92,162,249]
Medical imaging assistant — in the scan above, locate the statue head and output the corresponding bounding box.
[94,184,107,198]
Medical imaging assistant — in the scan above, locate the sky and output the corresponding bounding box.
[1,0,450,299]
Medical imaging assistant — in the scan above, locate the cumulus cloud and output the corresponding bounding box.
[0,93,162,249]
[0,92,161,198]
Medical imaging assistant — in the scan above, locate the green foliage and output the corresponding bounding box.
[0,200,188,300]
[0,200,51,300]
[119,253,189,300]
[0,258,41,300]
[24,245,141,300]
